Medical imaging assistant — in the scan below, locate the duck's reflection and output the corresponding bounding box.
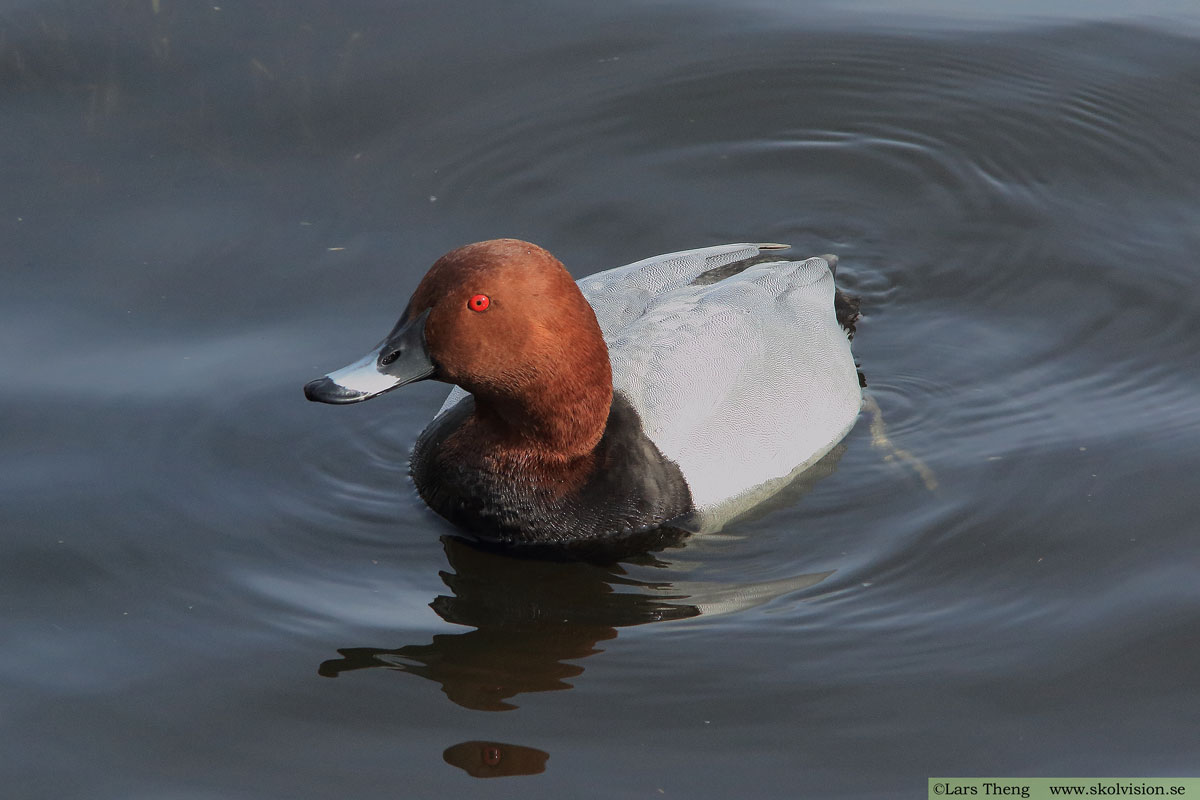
[318,535,701,711]
[442,740,549,778]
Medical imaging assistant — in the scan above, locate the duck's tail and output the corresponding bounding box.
[834,288,861,340]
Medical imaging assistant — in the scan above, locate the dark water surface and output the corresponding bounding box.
[3,1,1199,797]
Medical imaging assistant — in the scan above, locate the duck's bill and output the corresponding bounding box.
[304,309,434,405]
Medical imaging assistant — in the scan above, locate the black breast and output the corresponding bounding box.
[410,393,693,548]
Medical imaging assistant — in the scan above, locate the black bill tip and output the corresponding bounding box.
[304,376,370,404]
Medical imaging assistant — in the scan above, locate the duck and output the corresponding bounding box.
[304,239,863,548]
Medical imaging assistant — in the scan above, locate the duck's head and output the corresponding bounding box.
[305,239,613,454]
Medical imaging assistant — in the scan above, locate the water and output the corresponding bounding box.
[3,2,1199,797]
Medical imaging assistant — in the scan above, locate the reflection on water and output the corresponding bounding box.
[319,535,833,713]
[442,740,549,778]
[319,536,701,711]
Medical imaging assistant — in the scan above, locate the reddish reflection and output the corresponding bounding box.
[443,740,548,778]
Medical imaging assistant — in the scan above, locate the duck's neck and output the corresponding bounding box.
[470,357,613,466]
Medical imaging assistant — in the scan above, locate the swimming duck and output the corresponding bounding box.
[304,239,862,547]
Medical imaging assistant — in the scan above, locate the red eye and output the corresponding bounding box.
[468,294,490,312]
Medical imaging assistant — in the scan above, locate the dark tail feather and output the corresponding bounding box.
[835,289,861,340]
[835,290,867,388]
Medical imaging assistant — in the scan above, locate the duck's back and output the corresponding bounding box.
[600,250,861,525]
[577,243,781,336]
